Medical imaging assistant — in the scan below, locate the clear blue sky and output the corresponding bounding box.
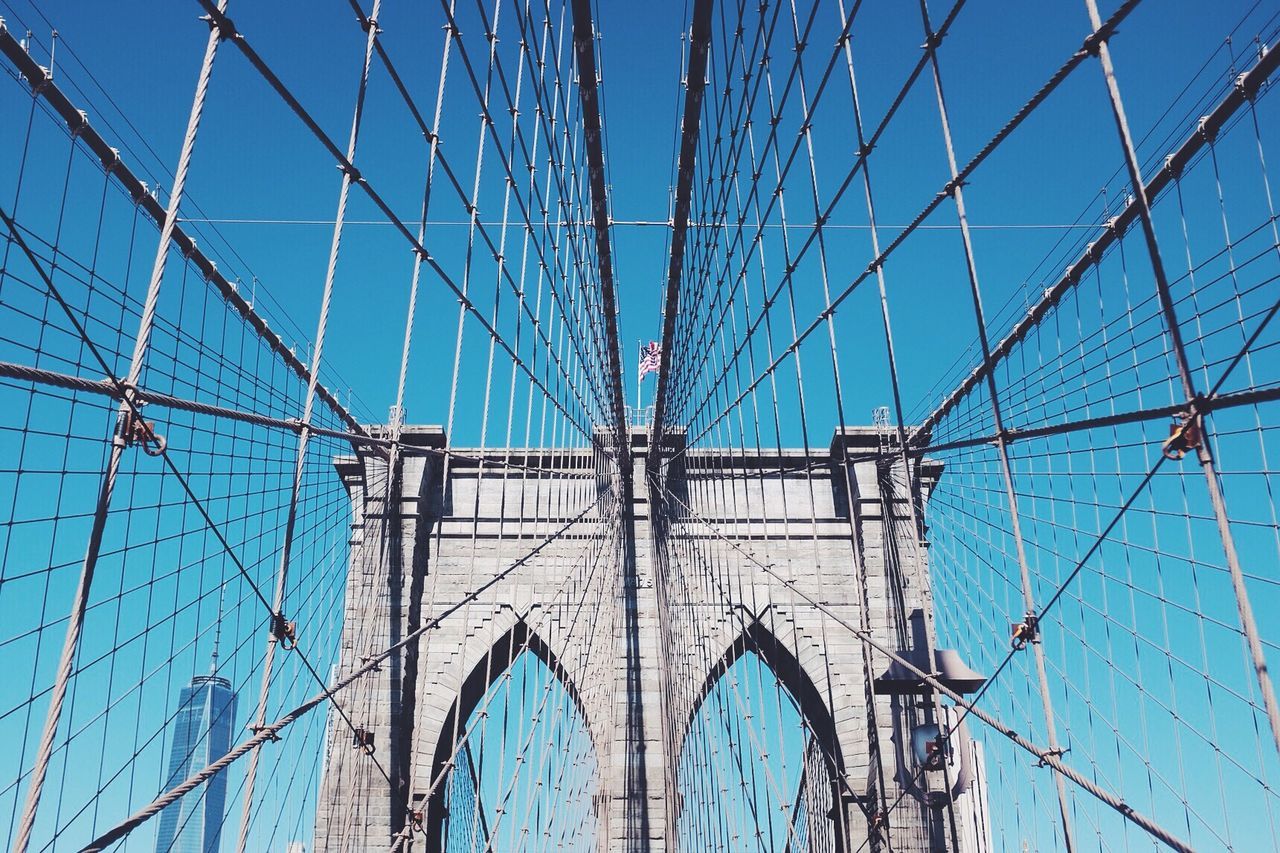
[3,1,1280,852]
[1,0,1266,441]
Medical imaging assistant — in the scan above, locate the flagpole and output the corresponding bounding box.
[635,339,641,417]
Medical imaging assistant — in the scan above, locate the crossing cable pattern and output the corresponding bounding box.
[3,0,1280,852]
[0,0,627,849]
[2,8,388,852]
[901,8,1280,850]
[648,0,1280,850]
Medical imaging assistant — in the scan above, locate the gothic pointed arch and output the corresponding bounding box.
[681,618,842,771]
[422,619,601,853]
[676,617,850,853]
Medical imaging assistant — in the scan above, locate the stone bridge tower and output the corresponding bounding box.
[313,425,989,852]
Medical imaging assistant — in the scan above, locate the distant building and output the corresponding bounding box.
[154,674,237,853]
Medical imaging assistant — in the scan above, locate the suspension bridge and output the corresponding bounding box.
[2,0,1280,850]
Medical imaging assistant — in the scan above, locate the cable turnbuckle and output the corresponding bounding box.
[404,788,429,834]
[270,613,298,650]
[115,405,166,456]
[1162,411,1203,461]
[1010,612,1039,650]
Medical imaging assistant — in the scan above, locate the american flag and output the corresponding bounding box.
[638,341,661,380]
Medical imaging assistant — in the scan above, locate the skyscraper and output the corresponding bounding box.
[154,673,237,853]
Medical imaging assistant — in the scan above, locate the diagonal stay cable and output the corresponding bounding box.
[850,456,1166,851]
[846,273,1280,848]
[978,280,1280,726]
[677,0,1146,452]
[78,488,614,852]
[660,485,1194,852]
[192,0,595,438]
[0,21,366,439]
[914,39,1280,445]
[235,5,392,842]
[0,202,394,788]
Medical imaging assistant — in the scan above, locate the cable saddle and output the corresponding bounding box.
[351,726,375,753]
[248,724,281,743]
[1036,747,1068,768]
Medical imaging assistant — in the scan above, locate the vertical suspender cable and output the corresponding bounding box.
[1081,0,1280,759]
[916,0,1076,847]
[12,7,227,851]
[650,0,714,467]
[235,3,383,848]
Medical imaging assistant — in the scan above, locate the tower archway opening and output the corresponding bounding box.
[676,647,842,853]
[432,640,601,853]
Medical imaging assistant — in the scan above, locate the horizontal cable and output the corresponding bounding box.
[0,20,365,437]
[193,0,596,438]
[917,380,1280,455]
[916,40,1280,443]
[78,488,616,852]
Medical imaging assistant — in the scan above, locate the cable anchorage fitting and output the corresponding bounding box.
[1036,746,1068,768]
[270,612,298,650]
[200,11,236,41]
[115,402,166,456]
[1010,612,1039,650]
[409,792,427,834]
[1162,410,1203,461]
[248,724,281,743]
[351,726,375,753]
[1082,29,1106,57]
[923,734,947,770]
